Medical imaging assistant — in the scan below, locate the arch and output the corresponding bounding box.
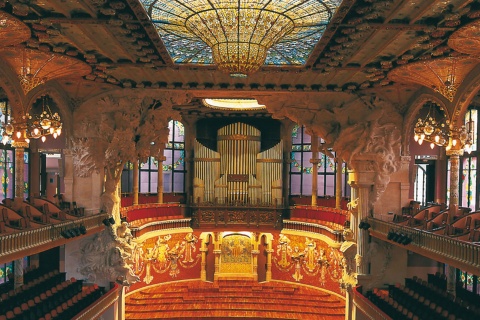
[451,64,480,127]
[402,92,449,156]
[25,83,73,145]
[0,58,25,112]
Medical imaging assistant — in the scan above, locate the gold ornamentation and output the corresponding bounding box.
[388,56,478,102]
[448,20,480,55]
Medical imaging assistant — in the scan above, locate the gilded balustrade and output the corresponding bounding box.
[283,219,343,242]
[0,213,106,263]
[368,217,480,275]
[129,218,191,238]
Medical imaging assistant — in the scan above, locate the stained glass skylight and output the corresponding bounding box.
[139,0,343,69]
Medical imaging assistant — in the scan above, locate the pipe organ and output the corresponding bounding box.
[194,122,283,206]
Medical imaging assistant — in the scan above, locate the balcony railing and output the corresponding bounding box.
[129,218,191,238]
[283,219,343,242]
[352,286,391,320]
[368,217,480,275]
[72,283,121,320]
[0,213,106,264]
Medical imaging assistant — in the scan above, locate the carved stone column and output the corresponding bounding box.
[446,148,463,215]
[335,158,342,210]
[157,156,166,204]
[63,149,74,203]
[182,118,195,205]
[344,286,354,320]
[282,120,294,207]
[213,249,221,281]
[200,247,208,281]
[133,160,139,205]
[252,249,259,281]
[446,148,463,296]
[348,159,375,277]
[265,248,273,281]
[117,285,125,320]
[310,134,319,206]
[29,142,40,198]
[13,140,28,209]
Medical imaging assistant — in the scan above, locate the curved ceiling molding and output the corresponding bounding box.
[202,99,266,111]
[448,20,480,55]
[0,48,92,94]
[0,11,31,48]
[388,56,478,102]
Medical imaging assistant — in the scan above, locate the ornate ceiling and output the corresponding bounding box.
[0,0,479,116]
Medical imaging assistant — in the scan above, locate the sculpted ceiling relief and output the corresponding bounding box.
[263,94,402,204]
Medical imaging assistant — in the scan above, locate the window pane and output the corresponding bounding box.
[302,172,312,196]
[173,150,184,170]
[173,172,184,193]
[325,175,335,196]
[163,171,172,193]
[290,174,301,195]
[139,171,150,193]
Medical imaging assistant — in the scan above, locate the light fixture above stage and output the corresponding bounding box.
[140,0,340,77]
[389,56,478,102]
[202,99,266,111]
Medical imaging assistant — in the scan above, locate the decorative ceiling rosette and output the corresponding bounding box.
[0,47,92,94]
[388,56,478,102]
[448,20,480,55]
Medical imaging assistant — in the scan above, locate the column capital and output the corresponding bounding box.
[157,155,167,162]
[446,149,464,157]
[309,159,321,164]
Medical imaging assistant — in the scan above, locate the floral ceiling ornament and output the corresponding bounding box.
[0,47,91,95]
[388,56,478,102]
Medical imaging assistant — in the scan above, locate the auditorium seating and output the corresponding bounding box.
[0,267,104,320]
[365,275,480,320]
[126,280,345,319]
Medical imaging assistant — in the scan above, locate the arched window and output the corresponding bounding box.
[121,120,186,195]
[0,100,22,201]
[163,120,185,193]
[458,108,478,210]
[289,125,350,199]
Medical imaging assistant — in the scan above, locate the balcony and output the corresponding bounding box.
[367,217,480,275]
[0,213,106,264]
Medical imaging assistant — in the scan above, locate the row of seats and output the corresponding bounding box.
[366,275,480,320]
[0,270,66,315]
[1,283,103,320]
[393,203,480,243]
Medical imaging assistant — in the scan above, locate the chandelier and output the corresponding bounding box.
[141,0,338,77]
[413,102,474,153]
[1,97,62,146]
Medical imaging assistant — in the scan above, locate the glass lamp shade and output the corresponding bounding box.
[40,118,51,130]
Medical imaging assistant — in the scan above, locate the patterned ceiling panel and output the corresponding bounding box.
[139,0,343,66]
